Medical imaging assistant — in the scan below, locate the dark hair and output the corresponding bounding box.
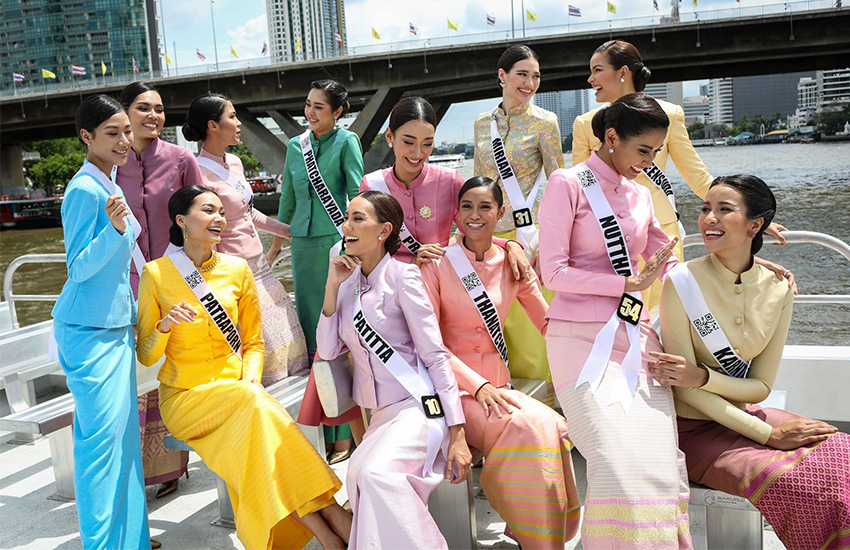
[497,45,539,88]
[388,97,436,132]
[594,40,652,92]
[356,190,403,255]
[168,185,220,246]
[119,81,158,110]
[311,79,350,118]
[710,175,776,255]
[182,93,229,142]
[458,176,504,209]
[75,94,124,145]
[591,92,669,143]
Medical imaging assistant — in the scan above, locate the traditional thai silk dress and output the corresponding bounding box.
[474,102,564,405]
[572,100,713,316]
[137,251,341,550]
[421,240,581,549]
[660,255,850,550]
[316,253,464,550]
[198,148,308,385]
[116,136,201,486]
[539,152,691,549]
[52,161,150,550]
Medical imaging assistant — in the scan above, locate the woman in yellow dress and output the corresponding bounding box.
[136,185,350,550]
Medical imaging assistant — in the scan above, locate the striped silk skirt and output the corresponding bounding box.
[679,406,850,550]
[546,319,692,549]
[246,253,308,386]
[462,388,581,548]
[159,379,341,550]
[54,321,150,550]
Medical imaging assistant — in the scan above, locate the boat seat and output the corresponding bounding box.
[689,482,763,549]
[162,372,322,529]
[0,302,14,335]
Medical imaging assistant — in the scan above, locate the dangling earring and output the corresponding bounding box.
[608,147,614,154]
[86,142,92,149]
[499,79,506,88]
[181,226,188,241]
[388,143,393,148]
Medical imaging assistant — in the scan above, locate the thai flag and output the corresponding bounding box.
[13,72,24,82]
[486,14,496,26]
[71,64,86,76]
[334,31,342,43]
[569,5,581,17]
[409,23,418,35]
[196,48,206,61]
[261,41,268,55]
[132,57,139,73]
[653,0,659,10]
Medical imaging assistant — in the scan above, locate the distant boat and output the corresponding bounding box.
[428,154,465,169]
[714,138,728,146]
[0,196,63,229]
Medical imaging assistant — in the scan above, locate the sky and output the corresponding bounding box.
[160,0,791,143]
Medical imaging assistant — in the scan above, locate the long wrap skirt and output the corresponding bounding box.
[54,321,150,550]
[291,234,340,353]
[679,406,850,550]
[462,388,581,548]
[547,319,692,549]
[159,379,342,550]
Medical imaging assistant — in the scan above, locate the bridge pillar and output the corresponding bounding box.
[235,107,287,175]
[349,87,403,154]
[0,144,25,194]
[266,109,305,140]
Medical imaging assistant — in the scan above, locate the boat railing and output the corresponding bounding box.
[683,230,850,304]
[2,253,66,330]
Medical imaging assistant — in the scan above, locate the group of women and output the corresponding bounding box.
[51,36,848,550]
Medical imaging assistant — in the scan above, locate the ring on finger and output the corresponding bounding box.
[783,270,791,277]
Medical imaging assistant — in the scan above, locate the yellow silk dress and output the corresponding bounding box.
[137,251,341,550]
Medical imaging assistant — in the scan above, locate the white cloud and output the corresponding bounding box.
[226,14,269,60]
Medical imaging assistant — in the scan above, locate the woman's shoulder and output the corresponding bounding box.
[474,110,492,128]
[528,103,559,125]
[66,170,104,197]
[217,252,250,270]
[575,106,603,127]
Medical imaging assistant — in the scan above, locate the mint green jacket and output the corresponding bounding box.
[278,128,364,237]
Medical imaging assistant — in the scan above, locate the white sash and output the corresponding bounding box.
[444,243,510,370]
[300,130,345,257]
[352,266,448,476]
[364,171,424,256]
[77,162,146,277]
[168,249,242,358]
[667,265,751,378]
[643,162,686,239]
[572,165,644,413]
[197,156,255,210]
[490,111,545,259]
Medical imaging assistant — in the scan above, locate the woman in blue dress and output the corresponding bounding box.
[51,94,151,550]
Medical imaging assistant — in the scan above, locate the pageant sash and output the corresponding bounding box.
[169,249,242,358]
[667,264,751,378]
[197,156,255,211]
[643,162,686,238]
[352,267,447,476]
[300,130,345,257]
[490,111,545,259]
[444,243,510,370]
[364,171,423,256]
[572,165,643,412]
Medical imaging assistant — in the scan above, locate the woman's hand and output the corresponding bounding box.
[105,195,128,234]
[505,241,532,281]
[755,258,797,294]
[624,236,679,292]
[648,351,709,387]
[765,222,788,246]
[767,418,837,450]
[445,425,473,484]
[414,243,445,267]
[475,383,521,418]
[327,255,361,288]
[158,301,197,333]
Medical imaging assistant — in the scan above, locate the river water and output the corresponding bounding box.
[1,142,848,345]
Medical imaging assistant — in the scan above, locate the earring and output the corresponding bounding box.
[86,142,91,149]
[499,80,506,88]
[388,143,393,148]
[378,236,383,241]
[620,77,626,83]
[608,147,614,154]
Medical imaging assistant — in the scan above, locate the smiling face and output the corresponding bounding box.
[208,100,241,147]
[458,186,505,240]
[605,127,666,180]
[81,111,134,171]
[177,191,226,247]
[127,90,164,144]
[341,196,391,257]
[699,184,763,256]
[387,119,435,182]
[588,51,631,104]
[305,88,342,137]
[498,57,541,107]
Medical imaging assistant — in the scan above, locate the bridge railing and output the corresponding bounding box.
[0,0,841,100]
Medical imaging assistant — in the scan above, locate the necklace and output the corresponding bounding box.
[197,252,219,273]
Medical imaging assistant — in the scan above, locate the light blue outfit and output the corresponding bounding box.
[52,161,149,550]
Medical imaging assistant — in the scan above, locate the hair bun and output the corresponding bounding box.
[181,123,201,142]
[635,66,652,91]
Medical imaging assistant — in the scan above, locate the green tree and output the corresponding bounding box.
[687,122,705,140]
[816,105,850,135]
[562,133,573,153]
[24,137,85,158]
[227,143,261,176]
[28,152,87,195]
[451,143,467,155]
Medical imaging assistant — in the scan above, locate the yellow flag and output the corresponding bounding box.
[607,1,617,13]
[230,45,238,59]
[101,61,107,75]
[296,36,302,51]
[526,9,537,21]
[165,54,172,65]
[693,0,698,5]
[371,27,381,39]
[447,18,459,31]
[41,68,56,79]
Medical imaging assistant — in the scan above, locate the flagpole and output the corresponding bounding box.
[521,0,526,37]
[174,41,178,76]
[511,0,515,39]
[210,0,219,70]
[159,0,169,77]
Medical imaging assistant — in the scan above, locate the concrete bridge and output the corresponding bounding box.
[2,6,848,189]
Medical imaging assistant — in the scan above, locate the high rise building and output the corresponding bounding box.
[644,82,683,107]
[682,95,710,124]
[707,78,734,125]
[533,90,589,139]
[266,0,346,63]
[819,68,850,110]
[0,0,161,91]
[731,71,815,121]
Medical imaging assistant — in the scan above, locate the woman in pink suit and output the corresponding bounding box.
[420,177,581,549]
[316,191,472,549]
